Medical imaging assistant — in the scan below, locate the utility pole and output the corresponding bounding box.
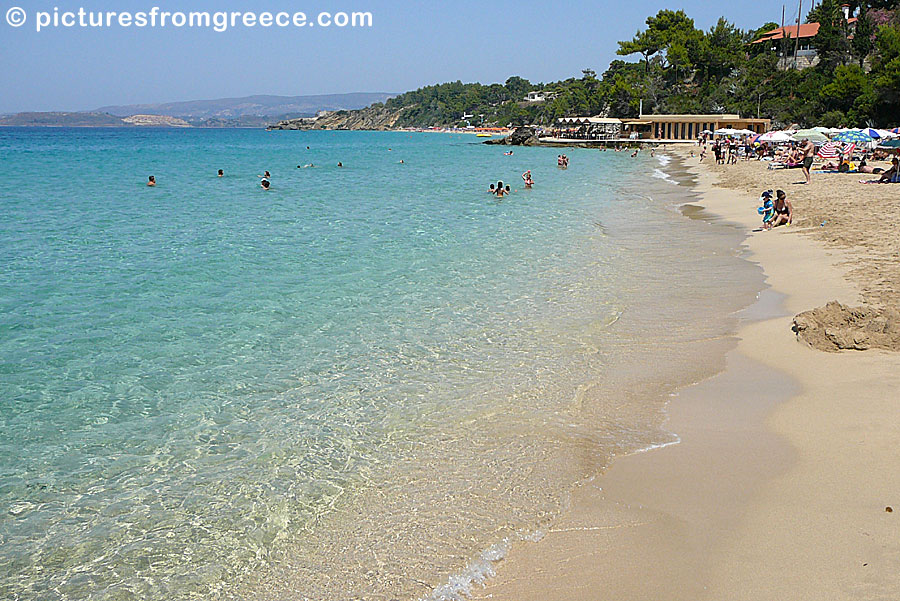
[794,0,803,70]
[780,5,786,67]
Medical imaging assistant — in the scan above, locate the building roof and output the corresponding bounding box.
[629,114,769,124]
[557,117,622,125]
[752,18,856,43]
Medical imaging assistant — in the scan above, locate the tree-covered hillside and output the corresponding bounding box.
[370,0,900,128]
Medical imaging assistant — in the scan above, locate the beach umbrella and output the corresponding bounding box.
[891,127,900,135]
[758,131,792,143]
[879,139,900,149]
[791,129,829,143]
[861,128,882,139]
[833,130,873,144]
[812,126,832,134]
[817,142,843,159]
[714,128,738,136]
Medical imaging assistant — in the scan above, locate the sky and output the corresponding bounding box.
[0,0,804,113]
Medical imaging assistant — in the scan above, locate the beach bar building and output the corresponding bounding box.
[622,114,771,141]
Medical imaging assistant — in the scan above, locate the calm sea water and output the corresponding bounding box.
[0,129,760,600]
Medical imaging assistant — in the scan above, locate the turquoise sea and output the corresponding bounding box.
[0,129,760,600]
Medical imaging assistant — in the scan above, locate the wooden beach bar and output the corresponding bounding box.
[621,113,771,141]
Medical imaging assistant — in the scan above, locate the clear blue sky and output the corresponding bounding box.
[0,0,799,112]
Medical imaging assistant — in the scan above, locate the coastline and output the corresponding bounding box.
[470,148,900,599]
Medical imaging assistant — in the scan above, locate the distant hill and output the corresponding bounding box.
[95,93,395,119]
[0,112,127,127]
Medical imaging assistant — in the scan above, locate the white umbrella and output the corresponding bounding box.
[758,131,792,143]
[734,128,756,135]
[714,128,738,136]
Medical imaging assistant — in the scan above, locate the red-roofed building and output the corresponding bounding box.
[752,5,858,70]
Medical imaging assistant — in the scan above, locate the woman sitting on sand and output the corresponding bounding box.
[766,190,792,228]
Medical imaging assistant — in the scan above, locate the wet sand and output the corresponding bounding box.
[470,150,900,600]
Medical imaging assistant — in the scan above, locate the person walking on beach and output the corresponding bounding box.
[800,138,815,184]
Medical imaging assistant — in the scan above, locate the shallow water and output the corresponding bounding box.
[0,131,761,600]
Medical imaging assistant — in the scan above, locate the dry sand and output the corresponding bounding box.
[469,150,900,600]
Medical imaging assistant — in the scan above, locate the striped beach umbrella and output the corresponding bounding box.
[817,142,843,159]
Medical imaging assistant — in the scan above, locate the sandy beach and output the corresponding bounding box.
[471,149,900,600]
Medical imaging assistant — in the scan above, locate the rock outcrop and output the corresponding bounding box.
[268,106,409,131]
[792,301,900,352]
[484,126,540,146]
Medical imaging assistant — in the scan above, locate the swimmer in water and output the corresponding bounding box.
[259,171,271,179]
[504,151,514,156]
[494,181,506,198]
[261,179,270,190]
[488,184,496,193]
[218,169,224,177]
[337,162,343,167]
[522,170,534,189]
[399,159,404,164]
[147,175,156,187]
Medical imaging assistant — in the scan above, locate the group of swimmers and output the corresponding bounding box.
[488,170,536,198]
[146,162,360,191]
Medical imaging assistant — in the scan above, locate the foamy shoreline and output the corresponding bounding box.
[470,147,900,599]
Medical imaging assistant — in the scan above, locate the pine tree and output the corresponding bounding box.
[852,2,875,67]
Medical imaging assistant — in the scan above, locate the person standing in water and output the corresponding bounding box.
[147,175,156,187]
[218,169,224,177]
[522,170,534,189]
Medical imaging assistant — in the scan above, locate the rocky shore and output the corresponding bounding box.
[267,105,409,131]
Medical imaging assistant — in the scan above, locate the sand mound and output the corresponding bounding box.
[792,301,900,352]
